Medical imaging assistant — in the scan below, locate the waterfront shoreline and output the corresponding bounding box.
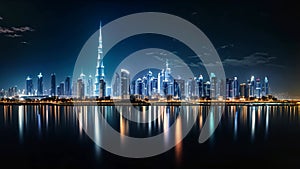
[0,100,299,106]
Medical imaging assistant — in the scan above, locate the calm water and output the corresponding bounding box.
[1,104,300,168]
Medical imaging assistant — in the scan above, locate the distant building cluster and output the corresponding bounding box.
[0,21,272,101]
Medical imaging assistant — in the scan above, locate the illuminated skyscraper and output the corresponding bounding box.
[210,73,217,99]
[135,78,143,96]
[26,76,33,96]
[77,78,84,99]
[51,73,56,96]
[65,76,71,97]
[263,76,269,96]
[233,76,239,98]
[240,83,248,98]
[204,81,211,97]
[197,75,204,98]
[58,82,64,96]
[121,69,130,99]
[37,73,43,96]
[146,70,153,96]
[174,78,185,99]
[249,76,255,97]
[95,21,105,97]
[99,79,106,98]
[255,78,261,98]
[112,73,120,97]
[87,75,93,97]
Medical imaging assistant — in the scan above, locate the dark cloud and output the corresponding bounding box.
[0,16,3,20]
[222,52,283,67]
[5,34,22,38]
[0,27,14,33]
[11,26,34,32]
[0,25,34,38]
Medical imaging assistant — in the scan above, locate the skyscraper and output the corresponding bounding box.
[249,76,255,97]
[59,82,65,96]
[210,73,217,99]
[255,78,261,98]
[37,73,43,96]
[263,76,269,96]
[99,79,106,98]
[51,73,56,96]
[112,73,120,97]
[65,76,71,97]
[87,75,93,97]
[240,83,248,98]
[233,76,239,98]
[95,21,105,97]
[197,75,204,98]
[174,78,185,99]
[121,69,130,99]
[77,78,84,99]
[135,78,143,96]
[26,76,33,96]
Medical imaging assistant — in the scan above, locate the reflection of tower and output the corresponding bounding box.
[37,73,43,96]
[95,21,105,97]
[121,69,130,99]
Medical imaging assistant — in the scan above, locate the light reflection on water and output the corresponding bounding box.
[1,104,300,161]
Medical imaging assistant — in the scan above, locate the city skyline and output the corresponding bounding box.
[1,1,300,99]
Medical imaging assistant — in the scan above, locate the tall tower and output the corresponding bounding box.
[95,21,105,96]
[51,73,56,96]
[37,73,43,96]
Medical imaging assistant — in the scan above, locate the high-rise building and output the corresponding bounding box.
[150,77,158,96]
[57,85,61,96]
[240,83,248,98]
[158,70,165,96]
[106,86,111,97]
[77,78,85,99]
[95,21,105,97]
[26,76,33,96]
[112,73,120,97]
[65,76,71,97]
[186,78,197,99]
[37,73,43,96]
[121,69,130,99]
[51,73,56,96]
[59,82,64,96]
[135,78,143,96]
[87,75,93,97]
[263,76,269,96]
[233,76,239,98]
[204,81,211,97]
[72,80,77,98]
[226,78,233,99]
[174,78,185,99]
[210,73,217,99]
[99,79,106,98]
[255,78,261,98]
[249,76,255,97]
[197,75,204,98]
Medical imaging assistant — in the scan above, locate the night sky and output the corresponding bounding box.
[1,0,300,98]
